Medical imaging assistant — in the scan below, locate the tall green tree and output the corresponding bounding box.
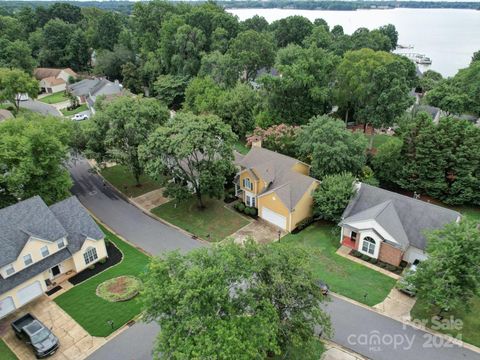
[335,49,416,129]
[86,96,169,185]
[228,30,276,81]
[313,172,356,222]
[0,114,73,206]
[171,24,207,77]
[142,240,331,359]
[296,115,368,179]
[153,74,189,109]
[410,220,480,315]
[140,112,236,208]
[0,68,38,112]
[260,44,338,125]
[378,24,398,50]
[38,18,73,67]
[270,15,313,47]
[0,39,36,73]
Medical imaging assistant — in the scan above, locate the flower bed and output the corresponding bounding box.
[349,249,406,275]
[96,275,142,302]
[233,201,258,218]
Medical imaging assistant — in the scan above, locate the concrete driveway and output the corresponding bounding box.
[1,296,105,360]
[232,218,285,244]
[19,99,62,117]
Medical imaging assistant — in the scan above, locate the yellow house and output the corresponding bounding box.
[0,196,107,319]
[235,146,319,232]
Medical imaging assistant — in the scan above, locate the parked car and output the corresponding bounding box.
[71,113,89,121]
[397,264,418,297]
[11,313,59,358]
[315,280,330,296]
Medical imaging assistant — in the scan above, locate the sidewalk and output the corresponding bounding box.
[322,340,368,360]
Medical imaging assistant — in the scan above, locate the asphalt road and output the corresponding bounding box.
[70,159,479,360]
[19,99,63,117]
[69,158,202,255]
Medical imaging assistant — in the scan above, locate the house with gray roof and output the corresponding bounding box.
[339,183,461,266]
[234,145,318,232]
[67,78,123,114]
[0,196,107,319]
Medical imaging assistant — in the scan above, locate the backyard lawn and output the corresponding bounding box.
[411,296,480,348]
[100,165,163,198]
[54,224,150,337]
[281,222,397,306]
[0,339,17,360]
[152,197,249,242]
[234,140,250,155]
[368,134,393,149]
[39,92,68,104]
[61,104,88,116]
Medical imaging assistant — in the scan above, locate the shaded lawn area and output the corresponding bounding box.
[281,222,396,306]
[234,140,250,155]
[0,339,17,360]
[368,134,393,149]
[54,224,150,337]
[100,165,163,198]
[61,104,88,116]
[39,92,68,104]
[411,296,480,347]
[152,196,249,242]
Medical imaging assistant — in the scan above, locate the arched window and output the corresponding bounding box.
[362,237,376,255]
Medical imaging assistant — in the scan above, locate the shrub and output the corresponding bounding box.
[369,258,378,265]
[296,217,314,231]
[351,250,362,258]
[88,264,96,270]
[361,254,371,261]
[244,206,257,216]
[378,262,387,268]
[234,202,246,212]
[386,264,397,272]
[99,258,107,264]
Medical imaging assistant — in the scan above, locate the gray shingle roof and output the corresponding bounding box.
[0,196,104,292]
[341,183,461,250]
[0,196,67,268]
[236,147,317,211]
[49,196,104,253]
[68,79,101,97]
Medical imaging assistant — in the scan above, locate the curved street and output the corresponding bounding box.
[68,159,479,360]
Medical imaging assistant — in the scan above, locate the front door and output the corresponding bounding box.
[51,265,61,277]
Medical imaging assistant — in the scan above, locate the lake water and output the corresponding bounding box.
[228,8,480,77]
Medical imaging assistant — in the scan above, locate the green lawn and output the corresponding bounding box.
[234,140,250,155]
[411,296,480,347]
[152,197,249,242]
[54,225,150,337]
[0,339,17,360]
[39,92,68,104]
[281,222,397,306]
[100,165,163,198]
[368,134,393,149]
[61,104,88,116]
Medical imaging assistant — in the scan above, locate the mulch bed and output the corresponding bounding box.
[46,286,62,296]
[69,242,123,285]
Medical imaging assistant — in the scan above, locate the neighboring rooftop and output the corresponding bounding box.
[34,67,76,80]
[0,196,104,269]
[236,147,317,211]
[341,183,461,250]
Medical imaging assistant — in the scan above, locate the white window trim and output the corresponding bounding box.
[40,246,50,258]
[83,247,98,265]
[243,178,253,191]
[23,254,33,267]
[5,264,15,276]
[56,238,66,250]
[360,237,376,257]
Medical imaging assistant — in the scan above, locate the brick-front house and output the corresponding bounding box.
[339,183,461,266]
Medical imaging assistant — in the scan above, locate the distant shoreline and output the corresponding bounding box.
[0,1,479,14]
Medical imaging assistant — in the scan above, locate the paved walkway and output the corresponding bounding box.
[132,189,170,211]
[373,288,416,321]
[1,296,105,360]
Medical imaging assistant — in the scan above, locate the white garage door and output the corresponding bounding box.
[0,296,16,318]
[261,207,287,230]
[17,281,43,306]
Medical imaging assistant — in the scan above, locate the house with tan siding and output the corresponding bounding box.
[34,68,77,94]
[234,146,318,232]
[0,196,107,319]
[339,183,461,266]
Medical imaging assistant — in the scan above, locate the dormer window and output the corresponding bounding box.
[23,254,33,266]
[41,246,49,258]
[56,238,66,249]
[5,264,15,276]
[243,178,253,190]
